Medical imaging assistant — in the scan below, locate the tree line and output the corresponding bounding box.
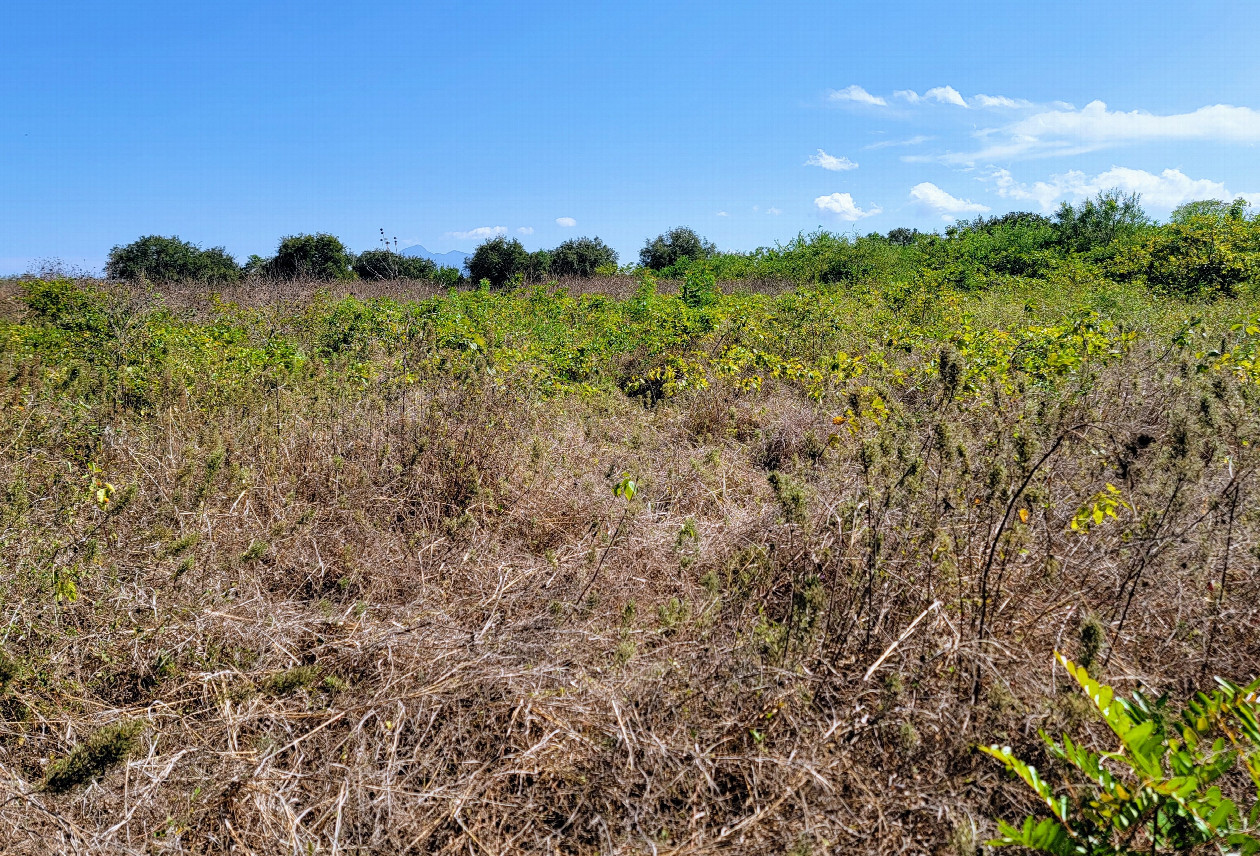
[102,191,1260,299]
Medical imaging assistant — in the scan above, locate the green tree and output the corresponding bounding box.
[550,236,619,278]
[1109,214,1260,299]
[1054,190,1150,255]
[466,236,529,287]
[352,249,438,281]
[1170,198,1253,225]
[105,235,240,283]
[639,227,717,270]
[524,250,553,283]
[266,234,355,281]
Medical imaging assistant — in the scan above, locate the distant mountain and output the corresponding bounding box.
[401,245,469,271]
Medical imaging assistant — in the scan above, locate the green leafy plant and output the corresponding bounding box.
[982,652,1260,855]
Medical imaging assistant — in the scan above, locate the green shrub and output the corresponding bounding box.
[266,233,355,281]
[467,236,530,288]
[550,237,618,278]
[983,653,1260,854]
[1053,190,1150,257]
[524,250,553,283]
[352,249,438,281]
[44,720,143,793]
[106,235,240,283]
[1110,214,1259,299]
[639,227,716,270]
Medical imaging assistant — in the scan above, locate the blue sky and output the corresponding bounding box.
[3,1,1259,274]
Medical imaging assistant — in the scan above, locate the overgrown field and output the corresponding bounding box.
[1,273,1259,853]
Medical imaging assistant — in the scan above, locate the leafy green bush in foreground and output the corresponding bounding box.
[983,653,1260,855]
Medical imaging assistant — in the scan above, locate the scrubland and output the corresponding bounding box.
[1,270,1258,854]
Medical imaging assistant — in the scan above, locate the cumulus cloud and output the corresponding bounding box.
[925,86,967,107]
[814,192,881,221]
[517,226,534,235]
[989,166,1260,211]
[555,217,577,227]
[716,211,729,217]
[445,226,506,241]
[766,207,783,215]
[894,89,922,104]
[829,85,887,106]
[805,149,858,171]
[909,183,990,220]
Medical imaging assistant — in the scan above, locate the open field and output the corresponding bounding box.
[1,272,1259,853]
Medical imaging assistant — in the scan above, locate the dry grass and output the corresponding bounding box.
[0,278,1257,854]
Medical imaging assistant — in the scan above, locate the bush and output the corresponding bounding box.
[266,233,355,281]
[524,250,553,283]
[1109,213,1259,299]
[1054,190,1150,256]
[639,227,716,270]
[106,235,240,283]
[433,266,463,288]
[466,236,529,288]
[983,653,1260,854]
[550,237,619,278]
[352,250,438,281]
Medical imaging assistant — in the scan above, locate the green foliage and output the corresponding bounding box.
[106,235,240,283]
[982,653,1260,855]
[1170,198,1253,224]
[639,226,717,270]
[1110,213,1260,299]
[352,249,438,281]
[524,249,553,283]
[679,266,718,309]
[1054,189,1150,256]
[550,236,618,278]
[44,720,143,793]
[263,665,322,695]
[466,235,530,288]
[267,233,355,281]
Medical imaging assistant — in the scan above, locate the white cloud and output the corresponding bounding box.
[925,85,968,107]
[766,207,783,215]
[828,85,887,106]
[814,192,882,221]
[865,134,934,150]
[1014,100,1260,146]
[555,217,577,227]
[517,226,534,235]
[909,182,990,220]
[989,165,1260,211]
[894,89,921,104]
[973,94,1032,109]
[716,211,729,217]
[805,149,858,171]
[445,226,506,241]
[946,100,1260,164]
